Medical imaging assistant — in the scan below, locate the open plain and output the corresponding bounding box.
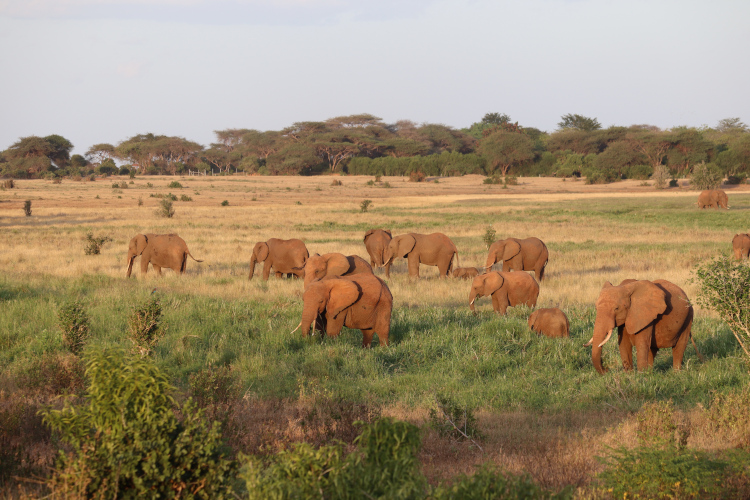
[2,174,750,495]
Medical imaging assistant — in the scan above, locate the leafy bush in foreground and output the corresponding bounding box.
[57,300,90,355]
[127,297,164,357]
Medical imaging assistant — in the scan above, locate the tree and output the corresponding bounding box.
[477,130,534,176]
[85,143,116,164]
[202,148,240,173]
[716,117,748,133]
[213,128,251,152]
[557,113,602,132]
[43,135,74,168]
[2,135,74,175]
[666,128,713,173]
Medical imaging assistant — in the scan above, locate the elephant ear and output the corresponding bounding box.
[502,240,522,261]
[363,229,376,243]
[384,229,392,237]
[255,242,269,261]
[397,235,417,258]
[624,281,667,334]
[134,234,149,255]
[485,273,506,295]
[528,310,539,331]
[327,280,361,319]
[325,253,352,277]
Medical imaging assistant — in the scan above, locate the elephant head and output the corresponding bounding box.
[126,234,149,278]
[248,242,270,280]
[298,278,361,337]
[302,253,352,289]
[469,272,505,312]
[383,234,416,266]
[485,239,521,269]
[584,280,667,374]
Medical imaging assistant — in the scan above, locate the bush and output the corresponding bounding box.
[221,200,229,206]
[669,178,679,187]
[504,175,518,185]
[41,349,235,498]
[482,226,496,249]
[23,200,31,216]
[137,196,143,207]
[330,179,343,186]
[652,165,670,189]
[168,180,183,188]
[431,464,568,500]
[625,164,653,180]
[127,297,165,357]
[360,199,372,213]
[57,300,90,356]
[705,388,750,447]
[483,176,502,185]
[189,364,243,426]
[2,179,14,188]
[180,194,193,201]
[428,394,483,442]
[83,232,112,255]
[409,170,426,182]
[727,174,746,185]
[156,198,175,218]
[690,161,723,190]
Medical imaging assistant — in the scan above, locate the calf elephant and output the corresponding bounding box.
[469,271,539,315]
[584,279,704,374]
[485,237,548,281]
[294,274,393,347]
[249,238,309,280]
[383,232,459,278]
[528,308,569,338]
[301,252,373,289]
[732,233,750,260]
[452,267,480,279]
[363,229,392,271]
[698,189,728,209]
[126,233,203,277]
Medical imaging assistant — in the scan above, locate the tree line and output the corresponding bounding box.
[1,113,749,183]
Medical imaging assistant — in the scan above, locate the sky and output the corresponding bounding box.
[1,0,749,155]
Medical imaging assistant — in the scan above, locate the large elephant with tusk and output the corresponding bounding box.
[292,274,392,347]
[584,279,704,374]
[300,252,373,289]
[469,271,539,314]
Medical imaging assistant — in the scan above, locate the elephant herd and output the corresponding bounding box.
[126,228,709,374]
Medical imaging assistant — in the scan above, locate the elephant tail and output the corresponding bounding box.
[187,251,203,263]
[453,250,460,270]
[691,334,706,363]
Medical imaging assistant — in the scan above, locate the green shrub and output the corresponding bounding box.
[636,400,688,450]
[625,164,653,180]
[431,464,569,500]
[726,174,746,185]
[669,178,679,187]
[23,200,31,216]
[482,226,496,249]
[156,198,175,218]
[705,387,750,447]
[57,300,90,356]
[146,182,153,187]
[189,364,242,426]
[381,182,392,188]
[690,161,723,190]
[42,349,235,498]
[504,175,518,185]
[180,194,193,201]
[221,200,229,206]
[83,232,112,255]
[168,180,183,188]
[366,179,375,186]
[652,165,670,189]
[482,176,502,185]
[360,199,372,213]
[127,297,164,357]
[428,394,483,442]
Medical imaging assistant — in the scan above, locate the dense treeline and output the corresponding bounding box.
[2,113,749,183]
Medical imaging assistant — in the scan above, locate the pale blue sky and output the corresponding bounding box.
[1,0,748,155]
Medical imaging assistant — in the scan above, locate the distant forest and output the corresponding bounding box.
[2,113,749,183]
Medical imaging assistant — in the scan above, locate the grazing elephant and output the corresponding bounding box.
[249,238,309,280]
[698,189,729,209]
[452,267,480,279]
[363,229,392,270]
[485,237,549,281]
[126,233,203,277]
[293,274,393,347]
[528,308,569,338]
[469,271,539,314]
[383,232,459,278]
[732,233,750,260]
[584,279,704,374]
[301,252,373,289]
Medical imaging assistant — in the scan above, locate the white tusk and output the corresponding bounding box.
[583,337,594,347]
[290,322,302,335]
[598,328,615,348]
[469,298,476,306]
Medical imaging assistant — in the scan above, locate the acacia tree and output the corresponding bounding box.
[85,143,116,164]
[477,130,534,176]
[2,135,74,175]
[557,113,602,132]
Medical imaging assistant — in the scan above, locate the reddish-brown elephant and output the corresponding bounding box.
[383,232,459,278]
[584,279,703,374]
[249,238,308,280]
[126,233,203,277]
[294,274,392,347]
[452,267,480,279]
[698,189,728,209]
[485,237,548,282]
[528,308,569,338]
[732,233,750,260]
[363,228,392,271]
[469,271,539,314]
[301,252,373,289]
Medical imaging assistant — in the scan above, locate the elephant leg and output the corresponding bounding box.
[361,329,374,348]
[437,260,450,278]
[153,265,162,276]
[326,317,345,338]
[648,347,658,368]
[494,294,509,315]
[262,262,271,280]
[275,271,283,278]
[502,261,511,272]
[672,329,692,370]
[407,255,420,278]
[618,334,634,371]
[385,261,392,279]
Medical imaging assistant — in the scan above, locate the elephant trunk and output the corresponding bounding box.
[300,302,320,337]
[126,253,135,278]
[469,289,480,312]
[484,253,496,270]
[248,254,257,280]
[589,316,615,375]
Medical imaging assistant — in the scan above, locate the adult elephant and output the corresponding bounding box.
[126,233,203,277]
[469,271,539,314]
[363,228,392,271]
[485,237,549,282]
[383,232,459,278]
[733,233,750,260]
[584,279,704,374]
[293,274,392,347]
[301,252,373,289]
[698,189,729,209]
[528,308,569,338]
[249,238,308,280]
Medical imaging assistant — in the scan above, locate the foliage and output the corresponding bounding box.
[652,164,670,189]
[156,198,175,218]
[23,200,32,216]
[482,176,502,184]
[636,400,689,450]
[704,387,750,447]
[347,152,486,177]
[57,300,90,356]
[409,170,426,182]
[477,130,534,176]
[189,364,243,426]
[180,194,193,201]
[726,174,746,185]
[41,349,235,499]
[127,297,165,357]
[505,175,518,185]
[221,200,229,206]
[360,199,372,213]
[556,114,602,132]
[330,178,343,186]
[693,256,750,359]
[429,394,483,442]
[137,196,143,207]
[83,232,112,255]
[430,464,570,500]
[482,226,496,249]
[168,180,183,188]
[690,161,723,190]
[1,179,14,188]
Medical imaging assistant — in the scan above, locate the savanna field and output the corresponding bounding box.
[2,174,750,498]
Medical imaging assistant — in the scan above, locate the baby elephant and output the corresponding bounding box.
[469,271,539,315]
[528,308,569,338]
[452,267,480,279]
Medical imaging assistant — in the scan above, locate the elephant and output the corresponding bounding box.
[732,233,750,260]
[301,252,373,289]
[584,279,704,374]
[469,271,539,314]
[698,189,729,209]
[363,229,392,270]
[249,238,309,280]
[452,267,480,279]
[293,274,393,347]
[383,232,459,279]
[528,308,569,338]
[126,233,203,277]
[485,237,549,281]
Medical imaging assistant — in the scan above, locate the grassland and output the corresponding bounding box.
[2,174,750,494]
